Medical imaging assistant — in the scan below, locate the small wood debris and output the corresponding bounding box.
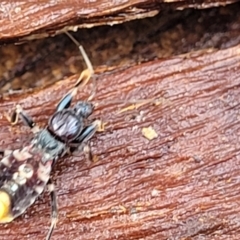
[118,98,155,113]
[142,126,158,140]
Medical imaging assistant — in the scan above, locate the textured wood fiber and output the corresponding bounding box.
[0,0,239,41]
[0,44,239,239]
[1,4,240,93]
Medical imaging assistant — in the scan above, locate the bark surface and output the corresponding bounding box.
[0,0,238,41]
[0,44,239,239]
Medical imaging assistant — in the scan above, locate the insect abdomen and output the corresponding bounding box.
[0,147,52,222]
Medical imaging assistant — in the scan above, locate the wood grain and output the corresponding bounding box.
[0,0,238,41]
[0,44,239,239]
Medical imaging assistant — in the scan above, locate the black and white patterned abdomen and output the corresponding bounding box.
[0,146,52,222]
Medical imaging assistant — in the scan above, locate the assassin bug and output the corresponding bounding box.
[0,32,101,240]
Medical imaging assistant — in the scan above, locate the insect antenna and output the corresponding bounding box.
[65,31,158,113]
[65,31,96,101]
[56,32,96,111]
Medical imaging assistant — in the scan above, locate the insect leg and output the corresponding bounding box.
[83,144,93,162]
[69,120,102,161]
[5,105,38,131]
[76,120,102,143]
[46,181,58,240]
[56,32,95,112]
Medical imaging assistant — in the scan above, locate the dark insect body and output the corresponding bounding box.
[0,32,101,240]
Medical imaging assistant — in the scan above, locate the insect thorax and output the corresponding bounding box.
[31,129,66,164]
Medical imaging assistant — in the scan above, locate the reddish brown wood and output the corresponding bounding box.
[0,0,238,41]
[0,44,240,239]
